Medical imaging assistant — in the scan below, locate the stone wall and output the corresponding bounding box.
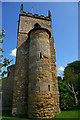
[11,4,60,118]
[2,65,15,110]
[50,37,60,114]
[12,33,29,115]
[28,29,54,118]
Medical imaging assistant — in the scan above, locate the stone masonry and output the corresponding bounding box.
[2,65,15,110]
[3,4,60,118]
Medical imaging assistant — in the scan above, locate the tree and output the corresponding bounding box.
[64,61,80,105]
[58,78,74,110]
[0,29,13,80]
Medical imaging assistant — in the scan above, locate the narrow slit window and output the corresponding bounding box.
[39,87,40,92]
[40,52,42,59]
[48,85,50,91]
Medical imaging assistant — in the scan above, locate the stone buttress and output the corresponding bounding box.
[12,4,60,118]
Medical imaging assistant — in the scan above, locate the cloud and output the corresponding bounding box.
[58,66,64,71]
[10,48,17,57]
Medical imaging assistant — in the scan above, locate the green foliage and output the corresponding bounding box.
[0,29,13,80]
[57,76,62,81]
[0,48,4,52]
[0,29,5,38]
[67,61,80,74]
[77,73,80,100]
[64,60,80,99]
[58,80,72,93]
[78,99,80,105]
[58,79,74,110]
[2,58,13,67]
[60,92,74,111]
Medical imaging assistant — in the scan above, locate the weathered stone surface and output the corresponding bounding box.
[2,65,15,110]
[2,4,60,118]
[27,29,54,118]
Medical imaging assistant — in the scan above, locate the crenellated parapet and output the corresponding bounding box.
[20,4,51,21]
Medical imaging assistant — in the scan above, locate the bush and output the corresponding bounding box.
[78,99,80,105]
[58,80,74,111]
[60,92,74,111]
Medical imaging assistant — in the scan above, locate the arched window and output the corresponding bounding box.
[34,23,41,28]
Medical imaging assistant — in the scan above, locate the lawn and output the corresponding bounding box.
[1,106,80,120]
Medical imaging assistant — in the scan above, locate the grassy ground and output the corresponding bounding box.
[1,106,80,120]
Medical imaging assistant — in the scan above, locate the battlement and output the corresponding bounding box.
[20,4,51,21]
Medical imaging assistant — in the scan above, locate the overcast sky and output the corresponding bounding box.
[2,2,78,76]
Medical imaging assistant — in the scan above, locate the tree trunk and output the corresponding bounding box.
[68,83,78,106]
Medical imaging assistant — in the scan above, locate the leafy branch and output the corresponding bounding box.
[0,29,13,81]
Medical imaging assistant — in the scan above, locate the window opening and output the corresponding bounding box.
[48,85,50,91]
[34,23,41,28]
[39,87,40,92]
[40,52,42,59]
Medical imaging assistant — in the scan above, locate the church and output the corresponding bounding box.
[2,4,60,118]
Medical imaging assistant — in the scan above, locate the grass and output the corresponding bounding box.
[1,106,80,120]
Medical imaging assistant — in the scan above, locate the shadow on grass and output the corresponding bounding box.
[2,106,80,120]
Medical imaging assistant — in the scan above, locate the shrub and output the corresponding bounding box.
[58,80,74,110]
[60,92,74,111]
[78,99,80,105]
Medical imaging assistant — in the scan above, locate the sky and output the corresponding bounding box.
[2,2,78,76]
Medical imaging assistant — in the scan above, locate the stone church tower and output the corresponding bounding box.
[12,4,60,118]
